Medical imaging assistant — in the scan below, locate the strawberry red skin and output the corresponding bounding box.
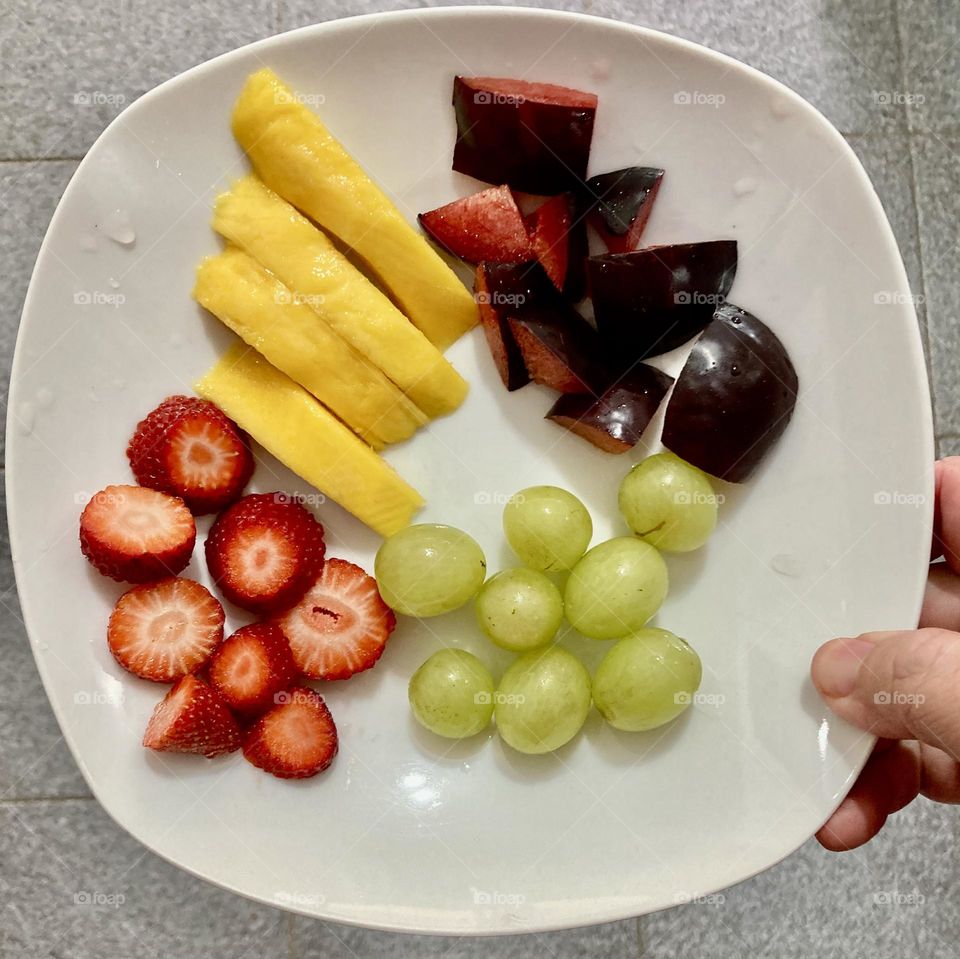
[525,194,573,291]
[79,484,196,583]
[127,395,254,515]
[205,493,326,616]
[208,623,299,716]
[107,577,225,682]
[419,185,532,264]
[143,674,241,758]
[243,686,338,779]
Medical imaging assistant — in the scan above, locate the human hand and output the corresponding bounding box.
[811,457,960,850]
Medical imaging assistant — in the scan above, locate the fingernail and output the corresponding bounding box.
[814,637,875,698]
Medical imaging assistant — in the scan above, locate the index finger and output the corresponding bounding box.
[932,458,960,573]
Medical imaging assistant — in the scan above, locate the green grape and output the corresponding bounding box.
[618,452,719,552]
[502,485,592,572]
[564,537,667,640]
[375,524,486,617]
[475,568,564,652]
[494,647,592,754]
[592,629,702,731]
[408,648,495,738]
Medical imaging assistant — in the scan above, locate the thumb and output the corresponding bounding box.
[811,628,960,759]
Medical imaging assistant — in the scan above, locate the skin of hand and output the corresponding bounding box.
[811,457,960,851]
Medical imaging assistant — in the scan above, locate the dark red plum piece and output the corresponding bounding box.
[419,185,532,263]
[452,76,598,194]
[508,303,608,394]
[662,303,798,482]
[546,366,674,453]
[563,198,589,303]
[589,240,738,361]
[474,262,557,391]
[585,166,664,253]
[525,194,573,291]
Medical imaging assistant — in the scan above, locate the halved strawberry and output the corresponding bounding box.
[525,194,573,290]
[278,559,395,681]
[80,484,196,583]
[128,395,254,515]
[143,674,241,758]
[107,577,225,682]
[419,185,532,264]
[243,686,338,779]
[205,493,326,616]
[207,623,299,715]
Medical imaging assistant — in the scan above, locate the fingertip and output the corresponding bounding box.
[816,798,887,852]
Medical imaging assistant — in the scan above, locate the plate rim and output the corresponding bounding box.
[5,3,935,935]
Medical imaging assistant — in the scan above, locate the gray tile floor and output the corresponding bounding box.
[1,1,957,956]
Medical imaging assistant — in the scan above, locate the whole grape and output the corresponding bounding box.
[475,568,564,652]
[502,485,592,571]
[408,649,495,738]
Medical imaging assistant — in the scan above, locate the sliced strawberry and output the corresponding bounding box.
[128,395,254,515]
[243,686,338,779]
[108,577,225,682]
[585,166,663,254]
[80,484,196,583]
[205,493,326,616]
[208,623,299,715]
[419,185,532,264]
[278,559,395,681]
[143,674,241,758]
[525,194,573,290]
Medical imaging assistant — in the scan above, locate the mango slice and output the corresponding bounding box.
[231,68,478,351]
[194,247,427,449]
[196,345,424,538]
[213,176,467,420]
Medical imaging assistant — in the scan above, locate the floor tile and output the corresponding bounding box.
[639,798,960,959]
[0,475,89,800]
[0,0,277,160]
[898,0,960,133]
[293,915,639,958]
[0,797,290,958]
[280,0,906,134]
[910,134,960,438]
[0,159,78,467]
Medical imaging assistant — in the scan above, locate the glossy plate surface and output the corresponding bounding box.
[7,6,933,935]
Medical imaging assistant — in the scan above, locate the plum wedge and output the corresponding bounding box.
[585,166,664,254]
[525,194,573,291]
[419,185,532,264]
[474,262,557,391]
[589,240,738,361]
[453,76,598,194]
[546,366,674,453]
[662,303,798,482]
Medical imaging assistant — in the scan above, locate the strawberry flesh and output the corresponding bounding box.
[128,395,253,515]
[243,687,338,779]
[585,167,664,254]
[208,622,299,715]
[80,484,196,583]
[143,674,241,758]
[205,493,326,616]
[278,558,395,681]
[419,185,532,264]
[108,577,225,682]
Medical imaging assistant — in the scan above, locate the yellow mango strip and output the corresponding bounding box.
[194,247,428,449]
[213,176,467,419]
[196,345,424,538]
[231,68,478,351]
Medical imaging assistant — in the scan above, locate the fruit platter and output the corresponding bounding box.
[7,8,932,935]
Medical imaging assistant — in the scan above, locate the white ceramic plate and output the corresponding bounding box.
[7,5,934,936]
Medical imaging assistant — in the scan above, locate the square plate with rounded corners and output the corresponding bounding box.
[7,6,934,936]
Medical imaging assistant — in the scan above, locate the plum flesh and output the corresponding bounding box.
[585,166,664,253]
[661,303,798,482]
[452,76,598,194]
[589,240,738,361]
